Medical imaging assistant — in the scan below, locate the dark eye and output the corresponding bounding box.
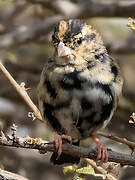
[77,38,82,44]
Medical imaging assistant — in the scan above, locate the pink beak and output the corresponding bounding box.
[57,42,72,57]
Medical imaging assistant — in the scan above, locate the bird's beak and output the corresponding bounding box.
[57,42,72,57]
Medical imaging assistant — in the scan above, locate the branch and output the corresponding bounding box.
[0,60,43,121]
[97,131,135,150]
[28,0,135,18]
[1,125,135,167]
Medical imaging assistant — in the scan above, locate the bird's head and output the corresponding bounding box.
[52,19,107,65]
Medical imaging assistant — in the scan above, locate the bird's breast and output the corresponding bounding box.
[41,63,115,139]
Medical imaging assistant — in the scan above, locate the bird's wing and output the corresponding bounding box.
[38,58,56,120]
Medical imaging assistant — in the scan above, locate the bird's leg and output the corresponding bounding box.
[91,136,108,165]
[54,132,72,158]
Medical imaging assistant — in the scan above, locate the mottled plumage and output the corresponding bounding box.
[38,19,123,164]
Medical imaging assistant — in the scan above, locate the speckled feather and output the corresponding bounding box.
[38,19,123,164]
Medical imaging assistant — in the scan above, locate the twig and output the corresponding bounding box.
[1,126,135,166]
[0,61,43,121]
[85,159,117,180]
[97,131,135,150]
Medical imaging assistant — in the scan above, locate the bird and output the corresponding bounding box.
[38,19,123,165]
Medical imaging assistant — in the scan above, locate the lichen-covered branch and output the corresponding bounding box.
[1,124,135,166]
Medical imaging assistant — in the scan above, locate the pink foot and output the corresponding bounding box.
[54,132,72,158]
[91,136,108,166]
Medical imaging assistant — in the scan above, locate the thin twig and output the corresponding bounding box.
[97,131,135,149]
[85,159,117,180]
[0,61,43,121]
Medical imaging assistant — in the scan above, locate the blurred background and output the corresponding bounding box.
[0,0,135,179]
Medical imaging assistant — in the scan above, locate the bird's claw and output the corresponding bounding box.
[91,136,108,166]
[96,141,108,166]
[54,132,72,159]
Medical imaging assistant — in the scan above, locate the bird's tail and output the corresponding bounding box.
[50,140,80,165]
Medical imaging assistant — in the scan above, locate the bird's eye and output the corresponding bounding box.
[77,38,82,45]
